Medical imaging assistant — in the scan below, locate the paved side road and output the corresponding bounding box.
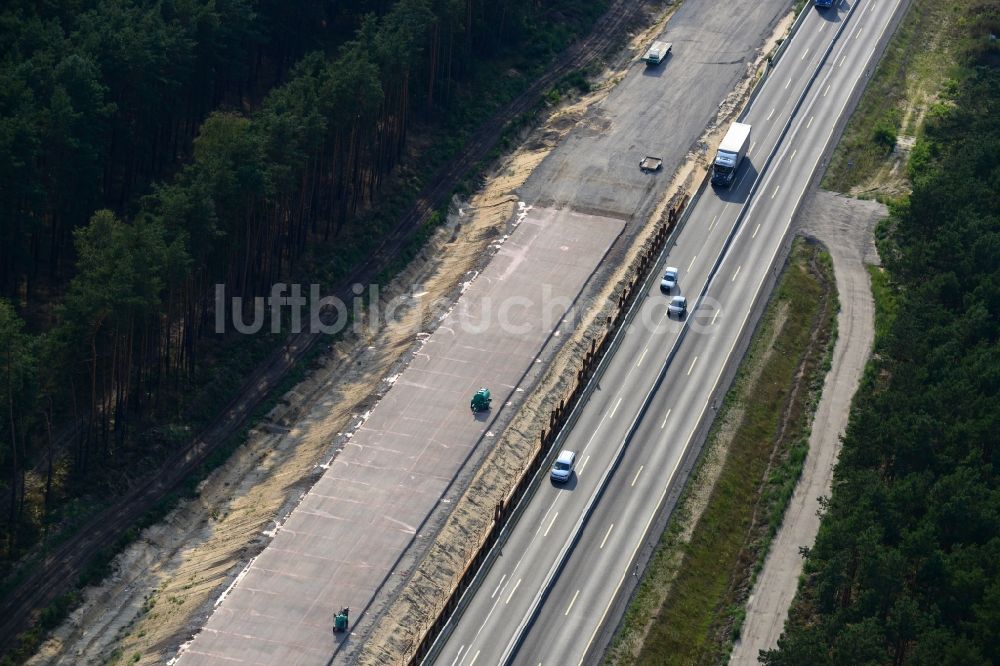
[175,209,624,665]
[730,190,884,664]
[520,0,791,222]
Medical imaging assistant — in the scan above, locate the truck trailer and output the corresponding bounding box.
[711,122,752,188]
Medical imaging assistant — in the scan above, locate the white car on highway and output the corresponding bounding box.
[550,450,576,483]
[660,266,679,293]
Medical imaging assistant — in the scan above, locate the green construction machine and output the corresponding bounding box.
[334,607,349,632]
[470,387,492,413]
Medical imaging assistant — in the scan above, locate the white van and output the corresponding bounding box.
[550,450,576,483]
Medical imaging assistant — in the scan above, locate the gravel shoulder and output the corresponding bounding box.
[729,190,884,664]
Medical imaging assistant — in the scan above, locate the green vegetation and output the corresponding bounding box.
[0,0,610,579]
[0,0,613,655]
[764,17,1000,665]
[607,240,838,664]
[867,264,898,346]
[822,0,981,194]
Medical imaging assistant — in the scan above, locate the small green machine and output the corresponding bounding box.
[470,387,492,413]
[334,607,349,633]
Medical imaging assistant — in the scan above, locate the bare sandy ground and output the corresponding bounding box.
[729,190,884,664]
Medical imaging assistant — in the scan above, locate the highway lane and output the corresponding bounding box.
[433,0,905,663]
[518,0,907,662]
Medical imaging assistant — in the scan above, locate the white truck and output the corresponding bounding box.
[711,122,752,188]
[642,40,673,65]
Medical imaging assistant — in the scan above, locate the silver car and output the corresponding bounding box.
[660,267,679,293]
[667,295,687,317]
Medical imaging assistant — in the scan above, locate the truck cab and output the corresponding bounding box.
[642,41,673,65]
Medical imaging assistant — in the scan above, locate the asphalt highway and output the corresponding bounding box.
[433,0,906,663]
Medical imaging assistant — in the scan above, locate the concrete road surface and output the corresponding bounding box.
[176,209,623,665]
[432,0,907,663]
[520,0,791,221]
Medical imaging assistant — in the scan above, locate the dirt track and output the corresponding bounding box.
[729,190,884,664]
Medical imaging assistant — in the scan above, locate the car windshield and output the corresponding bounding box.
[554,462,570,471]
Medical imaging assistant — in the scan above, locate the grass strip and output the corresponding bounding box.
[606,238,838,665]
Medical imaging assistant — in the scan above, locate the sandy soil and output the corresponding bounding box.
[846,32,946,202]
[729,191,884,665]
